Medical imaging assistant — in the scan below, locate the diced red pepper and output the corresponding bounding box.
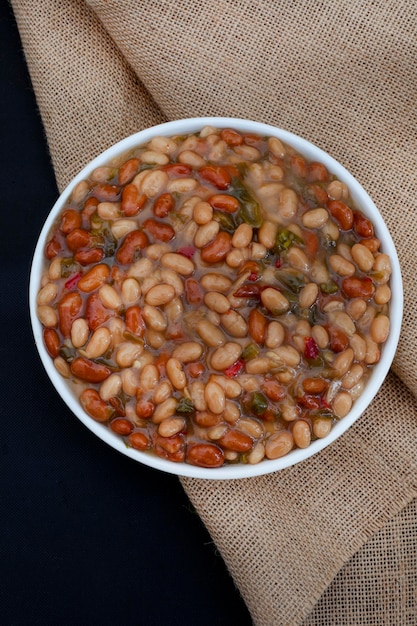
[275,258,282,268]
[304,336,319,360]
[64,271,82,290]
[224,359,245,378]
[248,271,258,282]
[178,246,195,259]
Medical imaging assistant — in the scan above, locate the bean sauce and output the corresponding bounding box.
[37,126,391,468]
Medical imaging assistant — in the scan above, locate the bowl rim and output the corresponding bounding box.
[29,116,403,480]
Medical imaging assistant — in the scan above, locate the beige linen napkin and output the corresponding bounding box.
[12,0,417,624]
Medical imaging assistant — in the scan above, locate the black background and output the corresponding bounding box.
[0,2,252,624]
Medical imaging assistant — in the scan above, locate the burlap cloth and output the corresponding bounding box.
[12,0,417,623]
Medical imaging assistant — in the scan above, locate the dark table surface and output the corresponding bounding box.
[0,2,252,624]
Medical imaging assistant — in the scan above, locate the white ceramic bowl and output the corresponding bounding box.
[29,117,403,479]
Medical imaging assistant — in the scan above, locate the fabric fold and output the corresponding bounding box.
[11,0,417,624]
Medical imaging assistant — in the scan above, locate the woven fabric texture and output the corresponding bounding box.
[11,0,417,624]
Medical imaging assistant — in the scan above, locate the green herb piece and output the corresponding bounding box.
[59,345,76,362]
[60,258,78,279]
[242,342,260,361]
[176,397,195,414]
[251,391,268,415]
[276,270,305,292]
[213,210,236,231]
[232,166,263,228]
[320,280,339,294]
[275,229,303,252]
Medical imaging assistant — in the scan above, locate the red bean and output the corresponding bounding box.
[58,292,83,337]
[71,357,112,383]
[118,158,140,185]
[125,306,145,337]
[342,276,375,299]
[220,128,243,146]
[353,211,374,238]
[153,192,175,218]
[116,230,149,265]
[92,183,121,202]
[327,200,354,230]
[66,228,92,252]
[110,417,134,435]
[186,443,225,468]
[121,183,146,217]
[142,218,175,242]
[43,327,61,358]
[85,292,114,331]
[128,431,150,450]
[200,232,232,264]
[198,165,231,190]
[59,209,82,234]
[74,248,104,265]
[80,388,114,422]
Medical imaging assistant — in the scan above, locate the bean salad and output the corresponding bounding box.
[36,126,392,468]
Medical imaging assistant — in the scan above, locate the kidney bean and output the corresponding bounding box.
[327,200,354,230]
[74,248,104,266]
[328,326,349,353]
[58,292,83,337]
[182,278,202,306]
[60,209,82,234]
[77,264,110,293]
[85,292,113,331]
[248,309,267,344]
[163,163,192,177]
[218,428,253,452]
[199,165,231,190]
[220,128,243,146]
[306,161,329,183]
[116,230,149,265]
[154,433,186,462]
[361,237,380,253]
[135,398,155,419]
[128,431,150,451]
[118,158,140,185]
[342,276,375,299]
[153,192,175,218]
[143,218,175,242]
[80,388,114,422]
[43,327,61,358]
[124,305,145,337]
[208,194,239,213]
[200,232,232,264]
[45,234,62,259]
[353,211,374,238]
[110,417,134,436]
[290,155,307,178]
[186,443,225,468]
[71,357,112,383]
[261,379,285,401]
[64,228,89,252]
[120,183,146,217]
[92,183,121,202]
